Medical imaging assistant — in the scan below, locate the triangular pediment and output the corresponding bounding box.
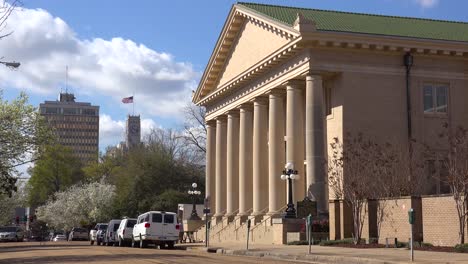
[193,4,300,104]
[215,19,291,88]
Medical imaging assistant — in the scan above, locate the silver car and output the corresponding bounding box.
[0,226,24,242]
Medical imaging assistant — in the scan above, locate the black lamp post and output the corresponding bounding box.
[281,162,299,219]
[188,183,201,220]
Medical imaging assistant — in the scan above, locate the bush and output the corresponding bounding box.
[396,241,408,248]
[319,238,354,246]
[455,244,468,253]
[287,240,308,245]
[421,242,433,248]
[287,240,321,246]
[367,237,378,244]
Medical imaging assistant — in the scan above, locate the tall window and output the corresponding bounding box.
[423,84,448,114]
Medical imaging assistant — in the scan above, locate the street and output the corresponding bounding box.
[0,241,305,264]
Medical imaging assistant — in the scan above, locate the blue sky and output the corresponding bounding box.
[2,0,467,152]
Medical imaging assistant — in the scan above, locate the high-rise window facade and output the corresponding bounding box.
[39,93,99,164]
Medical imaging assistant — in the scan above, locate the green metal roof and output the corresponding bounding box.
[238,2,468,42]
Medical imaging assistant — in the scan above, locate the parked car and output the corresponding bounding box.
[132,211,179,249]
[116,218,137,247]
[68,227,88,241]
[0,226,24,242]
[103,219,121,246]
[53,234,67,241]
[90,223,107,245]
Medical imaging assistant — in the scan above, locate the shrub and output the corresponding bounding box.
[396,241,408,248]
[367,237,379,244]
[319,238,354,246]
[287,240,308,245]
[455,244,468,253]
[421,242,433,248]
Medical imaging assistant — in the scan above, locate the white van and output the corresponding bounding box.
[103,219,121,246]
[116,218,137,247]
[132,211,179,249]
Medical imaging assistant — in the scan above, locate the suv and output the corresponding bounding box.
[132,211,179,249]
[0,226,24,242]
[103,219,121,246]
[116,218,137,247]
[68,227,88,241]
[90,223,107,246]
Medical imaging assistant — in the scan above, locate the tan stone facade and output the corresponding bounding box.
[193,3,468,245]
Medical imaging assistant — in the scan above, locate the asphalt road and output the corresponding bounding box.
[0,241,306,264]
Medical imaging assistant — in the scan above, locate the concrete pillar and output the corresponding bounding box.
[268,90,286,215]
[215,116,227,218]
[226,111,239,217]
[238,105,253,216]
[286,80,305,202]
[205,121,216,213]
[253,98,269,216]
[305,75,327,213]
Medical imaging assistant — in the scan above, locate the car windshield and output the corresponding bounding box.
[73,228,86,232]
[127,220,136,228]
[98,225,108,230]
[0,227,16,232]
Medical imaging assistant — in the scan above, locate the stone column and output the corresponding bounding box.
[268,90,286,215]
[205,121,216,214]
[238,105,253,216]
[286,80,305,202]
[253,97,269,216]
[226,111,239,218]
[305,75,327,213]
[215,116,227,218]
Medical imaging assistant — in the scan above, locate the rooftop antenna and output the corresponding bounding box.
[65,65,68,94]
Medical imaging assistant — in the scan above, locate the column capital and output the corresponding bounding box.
[283,79,304,88]
[266,88,286,97]
[206,120,217,127]
[251,96,269,105]
[215,115,227,122]
[226,109,240,117]
[237,102,254,111]
[306,74,323,82]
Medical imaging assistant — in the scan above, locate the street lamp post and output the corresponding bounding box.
[188,183,201,220]
[281,162,299,219]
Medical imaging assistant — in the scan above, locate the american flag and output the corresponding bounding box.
[122,96,133,104]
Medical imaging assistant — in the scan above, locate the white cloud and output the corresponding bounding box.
[0,6,199,119]
[414,0,439,8]
[99,114,158,149]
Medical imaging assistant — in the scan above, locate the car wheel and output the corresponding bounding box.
[119,237,123,247]
[90,240,94,245]
[131,236,136,248]
[139,235,146,249]
[167,242,175,249]
[159,243,166,249]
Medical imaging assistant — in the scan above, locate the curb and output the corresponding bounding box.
[189,246,405,264]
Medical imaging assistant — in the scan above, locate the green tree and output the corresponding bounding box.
[0,91,51,196]
[28,144,84,207]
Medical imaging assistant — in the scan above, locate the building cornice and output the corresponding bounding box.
[193,4,301,104]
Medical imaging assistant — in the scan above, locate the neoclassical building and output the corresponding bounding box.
[193,2,468,243]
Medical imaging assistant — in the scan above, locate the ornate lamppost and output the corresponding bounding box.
[280,162,299,219]
[188,183,202,220]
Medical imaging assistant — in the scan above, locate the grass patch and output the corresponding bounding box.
[455,244,468,253]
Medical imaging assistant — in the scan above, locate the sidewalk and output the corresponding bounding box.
[186,243,468,264]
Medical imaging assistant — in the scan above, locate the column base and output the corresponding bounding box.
[224,214,236,223]
[235,213,249,225]
[213,215,224,225]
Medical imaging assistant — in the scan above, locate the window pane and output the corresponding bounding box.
[436,86,448,113]
[152,213,162,223]
[164,214,174,224]
[423,86,434,113]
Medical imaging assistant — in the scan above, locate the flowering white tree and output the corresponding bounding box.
[36,182,115,231]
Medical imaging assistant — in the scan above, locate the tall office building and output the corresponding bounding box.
[39,93,99,164]
[126,115,141,149]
